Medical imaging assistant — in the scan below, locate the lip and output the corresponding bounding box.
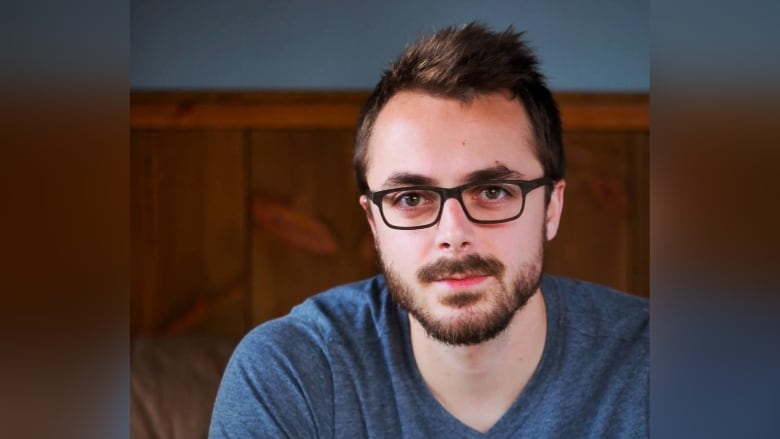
[434,274,489,288]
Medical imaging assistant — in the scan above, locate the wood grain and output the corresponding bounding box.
[131,91,648,131]
[252,195,339,255]
[130,130,250,336]
[249,130,378,323]
[545,131,649,297]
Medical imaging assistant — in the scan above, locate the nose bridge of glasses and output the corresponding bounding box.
[438,186,471,218]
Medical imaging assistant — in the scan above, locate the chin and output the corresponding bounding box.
[379,246,544,346]
[422,295,518,345]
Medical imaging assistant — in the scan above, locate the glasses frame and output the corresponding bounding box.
[367,177,552,230]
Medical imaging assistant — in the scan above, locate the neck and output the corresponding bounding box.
[409,288,547,433]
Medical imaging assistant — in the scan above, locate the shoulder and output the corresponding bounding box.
[236,275,391,357]
[288,275,393,343]
[210,275,391,438]
[542,274,648,342]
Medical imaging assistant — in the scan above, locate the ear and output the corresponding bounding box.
[544,179,566,241]
[359,194,377,238]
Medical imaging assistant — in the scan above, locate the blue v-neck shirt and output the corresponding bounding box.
[209,274,648,438]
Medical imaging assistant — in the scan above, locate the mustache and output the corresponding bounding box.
[417,254,505,283]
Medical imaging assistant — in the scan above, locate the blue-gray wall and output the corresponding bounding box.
[131,0,647,91]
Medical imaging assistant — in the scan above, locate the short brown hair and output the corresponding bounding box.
[353,22,565,196]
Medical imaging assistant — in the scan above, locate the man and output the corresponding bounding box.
[210,22,648,438]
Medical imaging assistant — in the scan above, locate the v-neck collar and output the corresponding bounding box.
[394,275,563,437]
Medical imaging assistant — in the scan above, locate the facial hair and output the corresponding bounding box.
[379,233,545,346]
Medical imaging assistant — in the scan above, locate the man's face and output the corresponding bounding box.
[360,91,565,346]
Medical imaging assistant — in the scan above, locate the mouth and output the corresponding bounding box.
[433,274,489,288]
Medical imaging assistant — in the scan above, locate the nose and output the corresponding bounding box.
[435,197,474,251]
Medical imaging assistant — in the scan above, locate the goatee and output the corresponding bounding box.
[381,251,543,346]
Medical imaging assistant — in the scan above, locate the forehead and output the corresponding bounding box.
[365,91,541,188]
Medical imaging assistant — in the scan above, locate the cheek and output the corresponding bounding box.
[491,221,545,262]
[375,230,427,271]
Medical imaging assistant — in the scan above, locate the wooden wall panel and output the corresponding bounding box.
[545,131,649,297]
[249,130,377,323]
[131,130,249,336]
[130,91,648,335]
[130,92,648,131]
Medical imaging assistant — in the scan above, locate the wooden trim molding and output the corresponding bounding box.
[130,91,648,131]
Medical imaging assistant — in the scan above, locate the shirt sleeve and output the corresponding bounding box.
[208,317,334,439]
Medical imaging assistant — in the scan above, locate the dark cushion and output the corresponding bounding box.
[130,335,238,439]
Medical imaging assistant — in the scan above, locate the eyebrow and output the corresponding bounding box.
[462,165,525,184]
[381,172,436,189]
[380,165,526,189]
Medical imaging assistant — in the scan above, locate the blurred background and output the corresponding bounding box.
[132,0,647,91]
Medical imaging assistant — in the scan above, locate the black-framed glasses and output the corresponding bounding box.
[367,177,552,230]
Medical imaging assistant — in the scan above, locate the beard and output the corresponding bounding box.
[379,236,545,346]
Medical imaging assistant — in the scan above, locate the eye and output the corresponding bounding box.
[398,192,423,207]
[389,190,433,208]
[466,183,520,204]
[480,186,507,200]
